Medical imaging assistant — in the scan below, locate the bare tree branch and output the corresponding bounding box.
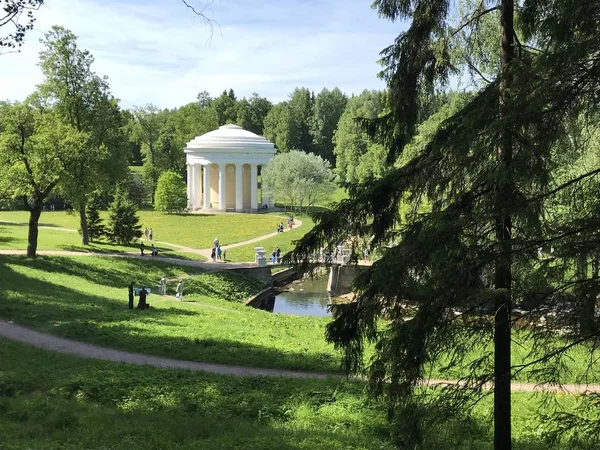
[180,0,221,43]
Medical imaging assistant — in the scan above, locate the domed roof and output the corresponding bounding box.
[185,124,275,151]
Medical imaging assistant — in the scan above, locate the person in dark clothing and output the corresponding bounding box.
[137,287,149,310]
[276,247,281,263]
[128,282,135,309]
[140,241,145,256]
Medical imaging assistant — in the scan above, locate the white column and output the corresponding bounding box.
[235,164,243,211]
[203,164,211,210]
[194,165,202,209]
[186,164,192,209]
[218,164,227,210]
[191,164,198,209]
[250,164,258,210]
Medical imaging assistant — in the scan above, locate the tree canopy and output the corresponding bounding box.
[289,0,600,448]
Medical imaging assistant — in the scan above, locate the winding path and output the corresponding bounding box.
[2,218,598,393]
[0,319,598,393]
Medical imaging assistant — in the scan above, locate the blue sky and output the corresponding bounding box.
[0,0,407,109]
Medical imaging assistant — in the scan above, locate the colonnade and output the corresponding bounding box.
[186,162,261,211]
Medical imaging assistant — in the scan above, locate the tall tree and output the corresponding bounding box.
[212,89,239,126]
[290,1,600,448]
[288,87,315,153]
[38,25,128,245]
[130,103,168,197]
[236,93,272,135]
[311,87,348,165]
[0,101,87,257]
[333,90,387,183]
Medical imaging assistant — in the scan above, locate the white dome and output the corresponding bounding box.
[185,124,275,151]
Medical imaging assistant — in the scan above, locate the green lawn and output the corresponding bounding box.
[0,255,340,373]
[1,253,599,384]
[0,223,206,261]
[0,210,284,250]
[0,338,596,450]
[226,215,314,262]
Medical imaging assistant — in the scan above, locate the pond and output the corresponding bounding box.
[269,274,332,317]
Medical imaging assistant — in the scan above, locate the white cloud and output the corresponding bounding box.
[0,0,405,108]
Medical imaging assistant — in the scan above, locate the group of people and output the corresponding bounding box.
[128,278,184,310]
[143,227,154,241]
[275,217,295,233]
[271,247,282,264]
[211,237,226,262]
[139,242,159,256]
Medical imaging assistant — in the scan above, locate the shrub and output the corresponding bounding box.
[154,171,187,214]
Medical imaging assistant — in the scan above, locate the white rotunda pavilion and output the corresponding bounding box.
[184,124,276,212]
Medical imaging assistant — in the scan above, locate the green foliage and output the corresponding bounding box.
[0,101,88,256]
[333,90,388,183]
[291,0,600,447]
[85,194,105,242]
[106,188,142,245]
[311,87,348,165]
[154,171,187,214]
[262,151,335,213]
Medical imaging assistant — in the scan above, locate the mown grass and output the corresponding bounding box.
[0,255,340,373]
[1,254,599,383]
[0,338,596,450]
[0,210,284,250]
[0,223,206,261]
[227,215,315,262]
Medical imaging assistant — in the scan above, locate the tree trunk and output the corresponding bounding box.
[494,1,514,449]
[580,255,598,335]
[27,205,43,258]
[79,203,89,245]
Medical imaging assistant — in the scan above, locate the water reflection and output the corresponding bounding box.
[272,274,331,317]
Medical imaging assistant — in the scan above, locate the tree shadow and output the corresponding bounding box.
[0,338,582,450]
[0,258,340,373]
[3,255,201,291]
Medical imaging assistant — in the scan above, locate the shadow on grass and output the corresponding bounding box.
[0,257,340,373]
[0,338,577,450]
[3,254,201,290]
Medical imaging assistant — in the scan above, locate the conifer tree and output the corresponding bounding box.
[85,193,105,242]
[107,188,142,245]
[289,1,600,448]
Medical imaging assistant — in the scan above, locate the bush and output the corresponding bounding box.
[154,171,187,214]
[106,188,142,245]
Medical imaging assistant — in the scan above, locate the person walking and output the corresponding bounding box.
[149,228,153,241]
[128,281,135,309]
[271,248,277,264]
[217,245,222,261]
[144,227,149,241]
[276,247,281,263]
[140,241,145,256]
[213,237,219,247]
[176,280,183,301]
[211,247,216,262]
